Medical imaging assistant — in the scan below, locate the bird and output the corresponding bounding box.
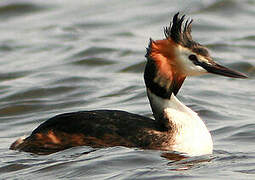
[10,13,247,156]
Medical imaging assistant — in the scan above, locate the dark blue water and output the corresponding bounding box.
[0,0,255,179]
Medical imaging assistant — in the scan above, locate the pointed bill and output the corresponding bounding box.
[200,62,248,79]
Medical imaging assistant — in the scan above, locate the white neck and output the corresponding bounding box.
[147,89,213,156]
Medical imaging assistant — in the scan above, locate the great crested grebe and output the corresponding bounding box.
[10,13,247,156]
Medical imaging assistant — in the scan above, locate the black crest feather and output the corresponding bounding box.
[164,12,209,57]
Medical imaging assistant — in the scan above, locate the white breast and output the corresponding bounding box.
[147,90,213,156]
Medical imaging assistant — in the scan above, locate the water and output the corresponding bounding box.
[0,0,254,179]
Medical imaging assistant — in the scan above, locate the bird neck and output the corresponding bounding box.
[146,88,191,130]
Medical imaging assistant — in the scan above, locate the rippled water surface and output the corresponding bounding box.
[0,0,255,179]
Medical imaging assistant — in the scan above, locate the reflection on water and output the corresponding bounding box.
[0,0,254,179]
[163,153,214,171]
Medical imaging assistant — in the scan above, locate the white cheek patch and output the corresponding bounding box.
[175,46,208,76]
